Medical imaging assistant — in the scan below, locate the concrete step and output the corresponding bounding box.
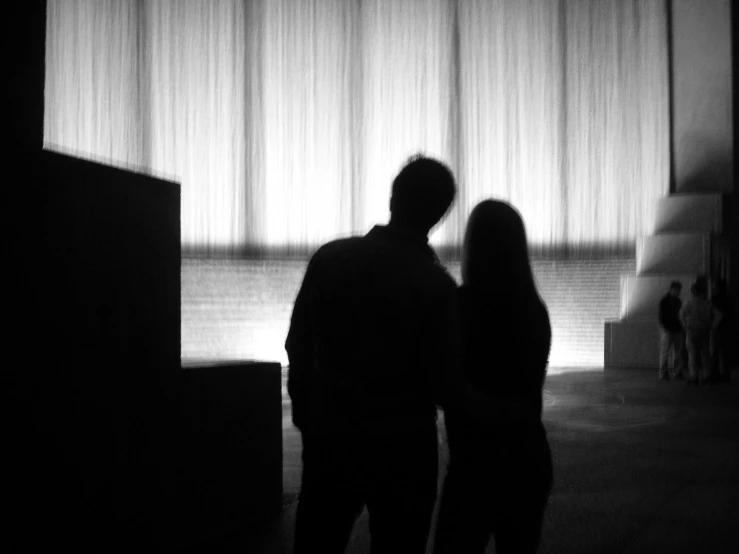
[604,318,659,369]
[620,274,697,320]
[636,233,710,275]
[652,192,723,234]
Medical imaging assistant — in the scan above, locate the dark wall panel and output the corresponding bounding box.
[7,1,46,150]
[7,149,181,551]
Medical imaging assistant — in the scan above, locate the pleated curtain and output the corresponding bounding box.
[44,0,669,256]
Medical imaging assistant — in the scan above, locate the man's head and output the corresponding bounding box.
[389,154,456,235]
[669,281,682,297]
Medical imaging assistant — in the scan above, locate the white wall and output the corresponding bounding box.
[181,257,636,369]
[671,0,733,193]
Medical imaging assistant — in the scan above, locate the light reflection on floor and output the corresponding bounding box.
[542,371,681,431]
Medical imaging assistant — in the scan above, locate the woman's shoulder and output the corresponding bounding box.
[533,295,551,325]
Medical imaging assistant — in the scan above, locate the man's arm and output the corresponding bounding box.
[285,256,320,431]
[679,302,689,330]
[429,284,527,423]
[658,297,667,328]
[429,283,465,412]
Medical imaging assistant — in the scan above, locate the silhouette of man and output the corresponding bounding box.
[680,278,722,385]
[286,155,464,554]
[658,281,686,381]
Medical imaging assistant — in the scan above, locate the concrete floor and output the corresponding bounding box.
[237,369,739,554]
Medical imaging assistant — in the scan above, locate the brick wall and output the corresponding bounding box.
[182,256,635,369]
[528,258,635,367]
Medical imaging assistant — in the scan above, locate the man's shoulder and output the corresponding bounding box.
[312,233,456,288]
[311,236,363,261]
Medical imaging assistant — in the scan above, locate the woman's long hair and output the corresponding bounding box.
[462,200,541,305]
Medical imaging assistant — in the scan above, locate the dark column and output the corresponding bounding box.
[731,0,739,365]
[670,0,736,366]
[8,1,47,151]
[670,0,733,194]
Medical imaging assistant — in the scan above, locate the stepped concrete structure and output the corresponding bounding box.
[604,192,730,369]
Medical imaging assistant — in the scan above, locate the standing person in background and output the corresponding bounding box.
[680,279,722,386]
[709,279,734,384]
[658,281,686,381]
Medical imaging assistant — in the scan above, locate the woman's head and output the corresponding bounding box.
[462,200,537,297]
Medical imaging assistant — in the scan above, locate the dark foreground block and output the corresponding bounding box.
[6,148,181,552]
[165,361,283,551]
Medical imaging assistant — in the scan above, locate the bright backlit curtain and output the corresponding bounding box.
[44,0,669,256]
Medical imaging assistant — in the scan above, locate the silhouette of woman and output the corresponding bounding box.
[433,200,553,554]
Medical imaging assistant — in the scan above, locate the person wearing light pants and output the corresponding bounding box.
[658,281,685,380]
[680,279,722,385]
